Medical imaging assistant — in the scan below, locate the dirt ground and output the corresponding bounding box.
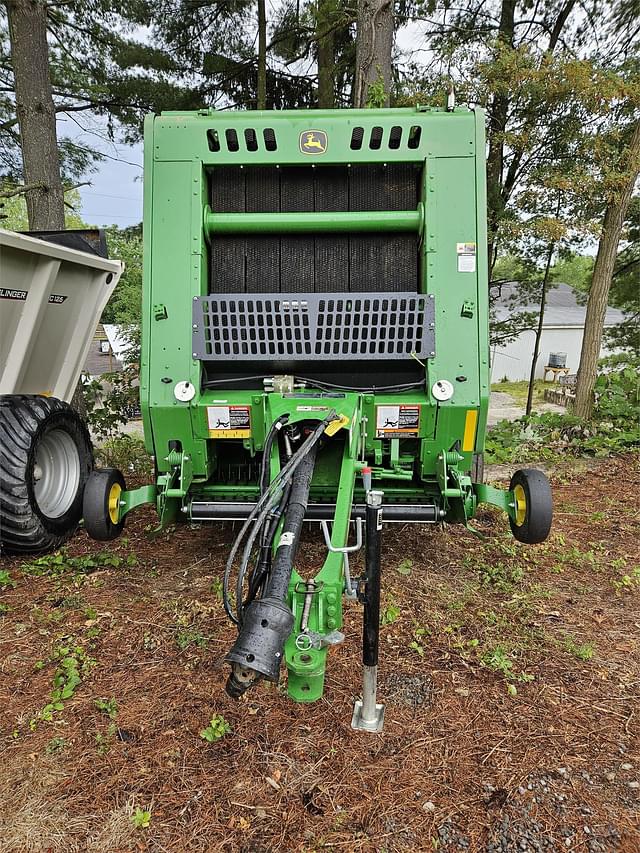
[1,453,639,853]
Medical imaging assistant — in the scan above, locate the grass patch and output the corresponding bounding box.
[491,379,547,408]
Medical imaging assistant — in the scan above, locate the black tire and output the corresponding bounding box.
[471,452,485,484]
[0,395,93,556]
[83,468,126,541]
[509,468,553,544]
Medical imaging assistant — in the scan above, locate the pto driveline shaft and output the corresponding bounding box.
[266,443,318,602]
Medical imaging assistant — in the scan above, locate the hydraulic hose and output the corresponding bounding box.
[265,443,318,602]
[224,426,323,697]
[222,411,335,624]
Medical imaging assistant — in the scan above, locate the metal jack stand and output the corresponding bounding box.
[352,489,385,733]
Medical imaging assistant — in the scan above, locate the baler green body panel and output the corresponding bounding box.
[130,106,517,702]
[140,107,489,484]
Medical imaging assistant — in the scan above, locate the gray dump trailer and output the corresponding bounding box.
[0,228,123,554]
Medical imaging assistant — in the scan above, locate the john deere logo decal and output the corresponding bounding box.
[300,130,327,154]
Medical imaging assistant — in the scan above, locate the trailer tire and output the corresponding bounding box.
[509,468,552,544]
[0,395,93,555]
[83,468,126,541]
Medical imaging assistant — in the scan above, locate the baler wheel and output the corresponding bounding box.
[509,468,552,544]
[83,468,127,541]
[0,395,93,555]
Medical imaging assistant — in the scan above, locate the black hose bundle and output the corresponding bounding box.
[222,410,336,627]
[224,413,333,698]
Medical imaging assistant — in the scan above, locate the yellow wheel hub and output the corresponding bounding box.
[108,482,122,525]
[513,484,527,527]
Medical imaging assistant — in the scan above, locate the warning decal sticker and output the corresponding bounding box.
[456,241,477,274]
[376,405,420,438]
[207,405,251,439]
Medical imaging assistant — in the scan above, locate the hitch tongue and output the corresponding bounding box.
[224,442,318,698]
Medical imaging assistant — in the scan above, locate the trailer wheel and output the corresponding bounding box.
[83,468,126,541]
[509,468,552,544]
[0,395,93,555]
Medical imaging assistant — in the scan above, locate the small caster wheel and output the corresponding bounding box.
[83,468,126,541]
[509,468,552,544]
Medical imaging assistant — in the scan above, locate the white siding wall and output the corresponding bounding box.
[490,326,609,382]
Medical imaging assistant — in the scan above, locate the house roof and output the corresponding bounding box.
[83,323,123,377]
[493,282,625,328]
[103,324,134,360]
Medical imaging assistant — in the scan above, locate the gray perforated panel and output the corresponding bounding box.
[192,292,435,361]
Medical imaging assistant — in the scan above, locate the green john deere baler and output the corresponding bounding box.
[83,106,552,730]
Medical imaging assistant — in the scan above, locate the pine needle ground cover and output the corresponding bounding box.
[1,454,638,852]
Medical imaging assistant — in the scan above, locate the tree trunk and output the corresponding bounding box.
[6,0,65,230]
[316,0,335,108]
[526,243,555,416]
[574,119,640,419]
[353,0,393,108]
[257,0,267,109]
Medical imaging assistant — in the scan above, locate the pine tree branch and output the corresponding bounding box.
[0,182,46,199]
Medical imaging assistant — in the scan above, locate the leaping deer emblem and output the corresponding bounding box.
[300,130,327,154]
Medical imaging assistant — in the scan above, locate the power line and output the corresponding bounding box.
[82,190,141,201]
[81,211,142,222]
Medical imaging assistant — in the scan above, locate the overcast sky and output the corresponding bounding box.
[77,141,143,228]
[58,110,144,228]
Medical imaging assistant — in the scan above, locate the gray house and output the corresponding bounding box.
[491,283,625,381]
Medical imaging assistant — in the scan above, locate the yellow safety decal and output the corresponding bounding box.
[325,414,350,436]
[207,405,251,439]
[462,409,478,452]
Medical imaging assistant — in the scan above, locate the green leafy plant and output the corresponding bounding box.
[200,714,231,742]
[481,645,515,679]
[210,577,223,600]
[95,722,118,755]
[130,806,152,829]
[0,569,16,589]
[94,697,118,719]
[96,434,152,477]
[409,626,428,657]
[474,559,524,592]
[21,549,133,579]
[396,558,413,576]
[84,364,141,440]
[380,595,401,626]
[612,565,640,594]
[486,358,640,463]
[563,636,594,661]
[34,640,97,726]
[175,628,207,651]
[366,69,387,109]
[45,736,67,754]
